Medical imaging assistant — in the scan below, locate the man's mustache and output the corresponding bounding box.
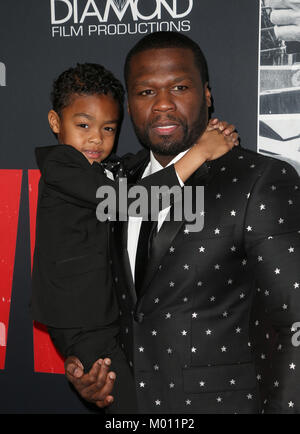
[148,115,185,128]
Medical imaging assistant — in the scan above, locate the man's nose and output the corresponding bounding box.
[152,90,176,112]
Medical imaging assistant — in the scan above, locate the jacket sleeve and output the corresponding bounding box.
[244,158,300,413]
[42,149,106,208]
[42,146,182,215]
[47,325,138,413]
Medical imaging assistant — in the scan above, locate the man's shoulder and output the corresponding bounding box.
[211,146,298,178]
[222,145,278,167]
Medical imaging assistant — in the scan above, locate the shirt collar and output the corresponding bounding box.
[144,148,190,177]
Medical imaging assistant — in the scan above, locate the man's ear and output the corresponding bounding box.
[48,110,61,134]
[204,83,212,108]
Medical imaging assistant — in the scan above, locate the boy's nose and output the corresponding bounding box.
[88,135,103,145]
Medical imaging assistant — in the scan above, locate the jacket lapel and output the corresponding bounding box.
[121,220,137,305]
[139,214,185,300]
[119,151,150,303]
[136,162,211,303]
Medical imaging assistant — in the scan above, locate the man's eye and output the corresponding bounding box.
[140,89,154,96]
[173,85,188,91]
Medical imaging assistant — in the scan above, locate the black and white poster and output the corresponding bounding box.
[259,0,300,173]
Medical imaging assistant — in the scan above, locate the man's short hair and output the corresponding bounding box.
[124,31,209,88]
[51,63,125,116]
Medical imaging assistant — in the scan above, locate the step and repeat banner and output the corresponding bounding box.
[1,0,297,414]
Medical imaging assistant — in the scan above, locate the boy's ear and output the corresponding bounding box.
[127,101,130,115]
[48,110,61,134]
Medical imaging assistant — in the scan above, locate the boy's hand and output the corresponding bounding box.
[208,118,239,146]
[195,128,238,161]
[64,356,116,409]
[172,118,238,182]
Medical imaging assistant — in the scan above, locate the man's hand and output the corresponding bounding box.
[208,118,239,146]
[65,356,116,409]
[267,0,300,42]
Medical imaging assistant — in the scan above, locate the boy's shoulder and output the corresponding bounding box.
[118,149,149,172]
[35,144,92,172]
[103,149,149,178]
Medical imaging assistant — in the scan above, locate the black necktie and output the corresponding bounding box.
[134,220,157,295]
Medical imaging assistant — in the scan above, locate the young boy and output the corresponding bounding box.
[31,63,237,413]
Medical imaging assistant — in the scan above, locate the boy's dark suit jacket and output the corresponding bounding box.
[110,146,300,414]
[30,144,180,413]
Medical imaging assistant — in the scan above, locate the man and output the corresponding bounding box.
[64,32,300,414]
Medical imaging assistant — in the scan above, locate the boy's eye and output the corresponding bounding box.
[104,126,116,132]
[77,123,89,129]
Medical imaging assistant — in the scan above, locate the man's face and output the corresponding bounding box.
[48,94,119,164]
[127,47,211,156]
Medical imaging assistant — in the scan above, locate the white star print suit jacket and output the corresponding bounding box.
[110,146,300,414]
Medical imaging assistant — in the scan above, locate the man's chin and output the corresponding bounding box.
[145,133,189,155]
[149,139,191,156]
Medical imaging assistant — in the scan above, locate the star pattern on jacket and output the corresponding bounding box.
[111,147,300,414]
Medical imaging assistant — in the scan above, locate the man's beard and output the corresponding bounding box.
[131,101,208,156]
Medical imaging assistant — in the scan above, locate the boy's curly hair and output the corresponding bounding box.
[51,63,125,116]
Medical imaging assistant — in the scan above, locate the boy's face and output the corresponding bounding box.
[48,94,120,164]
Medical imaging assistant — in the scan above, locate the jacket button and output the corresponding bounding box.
[134,312,144,323]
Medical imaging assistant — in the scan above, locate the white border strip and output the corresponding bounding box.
[257,0,262,153]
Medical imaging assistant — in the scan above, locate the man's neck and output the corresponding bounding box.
[152,153,174,167]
